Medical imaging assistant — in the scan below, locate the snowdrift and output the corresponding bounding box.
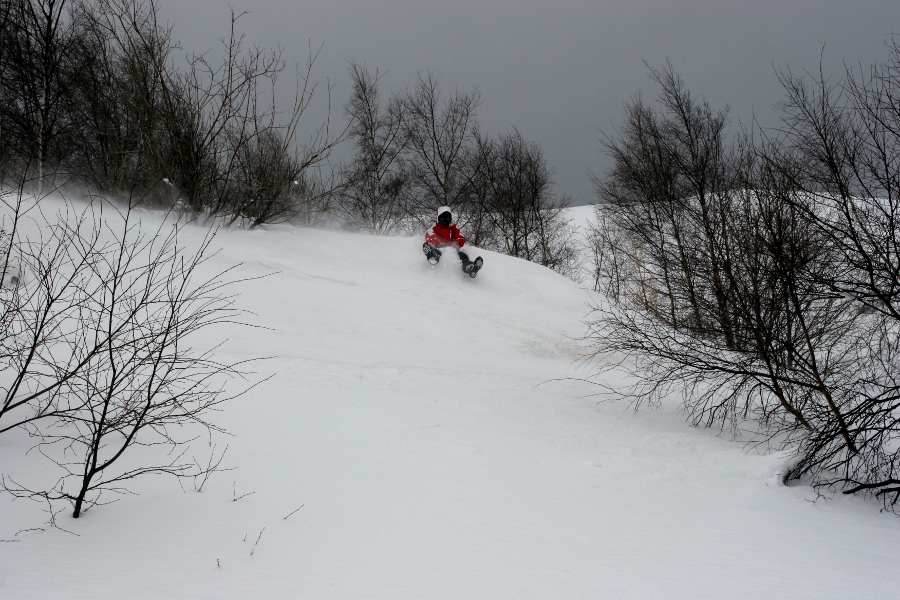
[1,197,899,599]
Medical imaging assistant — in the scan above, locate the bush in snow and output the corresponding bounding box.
[589,50,900,510]
[0,0,342,227]
[0,189,253,519]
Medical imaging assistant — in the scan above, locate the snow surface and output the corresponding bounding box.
[2,197,900,598]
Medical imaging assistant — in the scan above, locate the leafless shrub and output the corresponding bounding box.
[767,41,900,504]
[471,128,578,276]
[0,0,79,189]
[0,190,254,518]
[61,0,172,197]
[2,0,342,225]
[400,72,481,232]
[338,63,409,234]
[589,54,900,510]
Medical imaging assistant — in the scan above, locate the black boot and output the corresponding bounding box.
[466,256,483,278]
[423,242,442,264]
[457,251,470,272]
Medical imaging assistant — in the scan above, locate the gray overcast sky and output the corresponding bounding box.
[157,1,899,205]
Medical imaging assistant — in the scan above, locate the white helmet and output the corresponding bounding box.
[437,206,452,222]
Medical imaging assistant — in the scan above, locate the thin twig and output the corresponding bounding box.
[231,480,255,502]
[250,527,265,556]
[283,504,304,520]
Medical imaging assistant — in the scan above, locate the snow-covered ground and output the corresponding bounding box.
[2,198,900,598]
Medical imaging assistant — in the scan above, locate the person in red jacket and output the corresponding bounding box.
[423,206,483,277]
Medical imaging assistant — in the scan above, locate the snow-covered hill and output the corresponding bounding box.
[2,198,900,599]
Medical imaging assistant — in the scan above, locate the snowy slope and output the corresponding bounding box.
[2,198,900,599]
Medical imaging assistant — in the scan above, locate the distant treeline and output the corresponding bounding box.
[589,47,900,509]
[0,0,578,276]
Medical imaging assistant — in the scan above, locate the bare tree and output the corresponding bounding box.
[219,47,346,228]
[588,60,880,506]
[339,63,408,233]
[589,51,900,510]
[0,0,78,189]
[766,43,900,503]
[0,0,345,226]
[63,0,173,195]
[474,129,577,275]
[0,187,106,433]
[401,72,481,230]
[593,88,702,329]
[0,192,252,519]
[150,9,287,216]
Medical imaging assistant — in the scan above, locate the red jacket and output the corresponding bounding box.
[426,222,466,248]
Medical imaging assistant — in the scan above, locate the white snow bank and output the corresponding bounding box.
[1,195,899,599]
